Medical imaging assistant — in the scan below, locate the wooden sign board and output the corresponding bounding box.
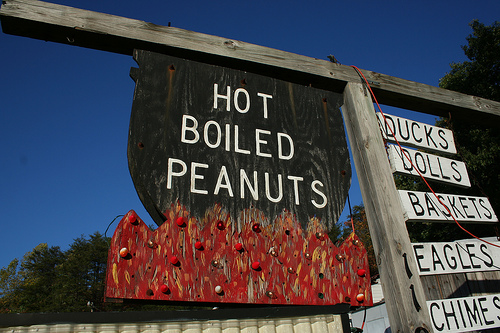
[399,190,498,223]
[413,240,500,275]
[388,145,471,188]
[376,112,457,155]
[427,294,500,332]
[127,50,351,230]
[105,50,372,306]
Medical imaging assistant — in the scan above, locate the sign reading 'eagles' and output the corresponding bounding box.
[127,50,351,229]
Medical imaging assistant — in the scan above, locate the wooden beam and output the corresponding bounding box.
[2,0,500,125]
[341,82,433,332]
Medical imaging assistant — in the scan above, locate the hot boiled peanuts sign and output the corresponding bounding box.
[127,50,350,229]
[105,50,372,306]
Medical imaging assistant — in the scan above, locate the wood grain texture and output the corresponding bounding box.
[341,82,433,331]
[2,0,500,124]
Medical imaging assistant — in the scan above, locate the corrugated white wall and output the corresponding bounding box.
[1,314,344,333]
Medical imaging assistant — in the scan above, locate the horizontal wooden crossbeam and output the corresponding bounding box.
[1,0,499,124]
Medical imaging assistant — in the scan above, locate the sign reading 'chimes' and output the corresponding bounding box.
[105,50,372,306]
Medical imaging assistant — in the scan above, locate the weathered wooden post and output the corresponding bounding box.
[342,82,433,331]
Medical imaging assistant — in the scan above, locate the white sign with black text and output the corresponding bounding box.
[388,145,470,188]
[376,112,457,155]
[428,294,500,332]
[413,240,500,275]
[399,190,498,223]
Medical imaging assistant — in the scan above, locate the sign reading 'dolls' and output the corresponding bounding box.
[388,145,470,188]
[399,190,498,223]
[376,112,457,155]
[412,240,500,275]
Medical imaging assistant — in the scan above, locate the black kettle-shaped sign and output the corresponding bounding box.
[127,49,351,232]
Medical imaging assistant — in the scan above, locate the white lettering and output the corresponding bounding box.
[190,162,209,194]
[255,129,272,158]
[213,84,231,111]
[181,115,200,144]
[311,180,327,209]
[257,92,272,119]
[234,88,250,113]
[167,158,187,189]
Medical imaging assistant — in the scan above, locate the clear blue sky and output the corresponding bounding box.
[1,0,498,269]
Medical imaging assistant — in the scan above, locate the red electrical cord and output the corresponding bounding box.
[347,193,355,234]
[350,65,500,248]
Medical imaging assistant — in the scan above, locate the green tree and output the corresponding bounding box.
[56,232,109,312]
[439,20,500,101]
[0,259,20,312]
[15,244,64,313]
[404,20,500,242]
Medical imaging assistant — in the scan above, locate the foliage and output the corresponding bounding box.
[439,20,500,102]
[438,20,500,215]
[401,20,500,243]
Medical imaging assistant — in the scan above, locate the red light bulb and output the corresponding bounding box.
[119,247,129,258]
[170,256,179,265]
[357,269,366,277]
[216,221,225,230]
[176,217,185,226]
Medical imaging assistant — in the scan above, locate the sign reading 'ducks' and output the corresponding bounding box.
[376,112,457,155]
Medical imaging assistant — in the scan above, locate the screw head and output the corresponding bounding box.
[251,261,260,270]
[235,243,243,251]
[160,284,169,293]
[194,241,203,250]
